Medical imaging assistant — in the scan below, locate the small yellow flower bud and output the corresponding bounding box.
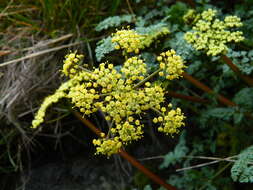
[153,118,158,123]
[158,116,163,122]
[157,56,163,61]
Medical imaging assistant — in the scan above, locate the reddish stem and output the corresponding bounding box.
[221,55,253,87]
[119,150,178,190]
[166,90,208,104]
[72,110,178,190]
[182,72,253,121]
[182,72,236,107]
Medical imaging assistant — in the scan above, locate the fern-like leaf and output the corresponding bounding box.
[95,36,115,61]
[164,32,196,60]
[159,131,188,169]
[95,15,134,32]
[135,23,170,48]
[226,49,253,75]
[231,145,253,183]
[135,22,168,35]
[233,88,253,110]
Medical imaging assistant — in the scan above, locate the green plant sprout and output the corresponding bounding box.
[31,28,186,157]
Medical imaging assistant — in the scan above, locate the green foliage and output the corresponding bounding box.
[159,130,188,169]
[168,168,218,190]
[165,2,189,25]
[143,185,152,190]
[163,32,196,60]
[95,14,134,32]
[233,88,253,110]
[204,107,235,121]
[227,49,253,75]
[95,36,116,61]
[231,145,253,183]
[135,22,168,34]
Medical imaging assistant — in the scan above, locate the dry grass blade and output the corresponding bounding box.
[176,155,239,172]
[0,7,38,18]
[0,41,82,67]
[21,33,73,52]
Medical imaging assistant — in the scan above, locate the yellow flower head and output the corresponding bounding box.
[62,52,84,78]
[184,9,244,56]
[112,27,144,54]
[153,104,185,135]
[157,49,186,80]
[112,26,170,55]
[183,9,200,25]
[121,56,147,81]
[31,80,73,128]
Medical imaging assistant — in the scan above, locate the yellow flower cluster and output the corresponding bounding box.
[157,49,186,80]
[183,9,199,25]
[31,80,72,128]
[111,27,170,55]
[141,27,170,48]
[112,28,144,54]
[115,119,143,142]
[153,104,185,135]
[32,49,186,156]
[93,137,122,156]
[67,63,122,116]
[95,119,144,156]
[62,52,84,78]
[121,56,147,81]
[94,59,165,155]
[101,84,165,121]
[184,9,244,56]
[201,9,216,21]
[224,16,243,28]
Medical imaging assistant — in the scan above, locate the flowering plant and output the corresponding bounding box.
[32,28,186,156]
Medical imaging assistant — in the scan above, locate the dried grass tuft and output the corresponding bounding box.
[0,32,82,130]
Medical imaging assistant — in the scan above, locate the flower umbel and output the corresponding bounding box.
[62,52,84,78]
[157,49,186,80]
[184,9,244,56]
[111,26,170,55]
[153,104,185,135]
[112,28,144,54]
[32,50,186,156]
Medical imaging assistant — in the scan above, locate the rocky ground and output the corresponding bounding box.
[18,155,132,190]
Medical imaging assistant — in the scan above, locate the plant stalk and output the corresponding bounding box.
[134,68,162,89]
[135,68,209,104]
[166,90,209,104]
[181,73,253,120]
[182,72,236,106]
[221,55,253,87]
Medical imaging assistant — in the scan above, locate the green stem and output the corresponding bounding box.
[198,163,231,190]
[151,107,163,115]
[78,65,93,73]
[134,68,162,89]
